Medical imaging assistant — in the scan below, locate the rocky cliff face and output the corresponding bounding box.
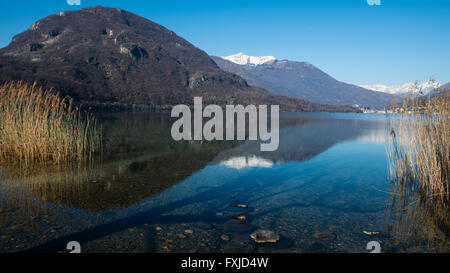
[0,6,358,112]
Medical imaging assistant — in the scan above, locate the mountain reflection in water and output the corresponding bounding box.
[0,112,447,253]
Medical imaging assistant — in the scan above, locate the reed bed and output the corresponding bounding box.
[387,88,449,202]
[0,81,101,165]
[386,88,450,250]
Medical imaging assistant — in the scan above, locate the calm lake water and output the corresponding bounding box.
[0,112,448,253]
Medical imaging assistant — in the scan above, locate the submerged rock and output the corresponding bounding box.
[250,230,280,244]
[313,232,337,241]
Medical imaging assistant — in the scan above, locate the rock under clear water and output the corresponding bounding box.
[250,230,280,244]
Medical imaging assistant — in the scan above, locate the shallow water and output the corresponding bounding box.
[0,112,448,253]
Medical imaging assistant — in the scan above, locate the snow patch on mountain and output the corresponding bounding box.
[360,80,442,95]
[222,52,276,66]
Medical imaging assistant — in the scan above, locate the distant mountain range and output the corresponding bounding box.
[0,7,358,113]
[429,82,450,98]
[212,53,393,109]
[360,80,442,96]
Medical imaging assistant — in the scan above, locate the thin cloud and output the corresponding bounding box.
[66,0,81,6]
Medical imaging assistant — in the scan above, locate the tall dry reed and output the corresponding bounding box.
[385,87,449,250]
[0,81,101,165]
[387,88,449,201]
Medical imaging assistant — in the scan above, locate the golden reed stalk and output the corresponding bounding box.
[387,88,449,201]
[0,81,101,165]
[385,87,450,251]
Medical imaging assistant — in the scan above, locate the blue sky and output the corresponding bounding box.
[0,0,448,85]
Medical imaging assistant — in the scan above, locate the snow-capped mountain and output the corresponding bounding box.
[360,80,442,96]
[222,52,276,66]
[212,55,393,109]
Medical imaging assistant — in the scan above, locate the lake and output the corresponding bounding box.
[0,112,448,253]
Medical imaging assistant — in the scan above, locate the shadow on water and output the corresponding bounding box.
[19,157,387,253]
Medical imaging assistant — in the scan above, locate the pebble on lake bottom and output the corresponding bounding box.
[232,204,249,209]
[233,215,247,221]
[362,231,380,236]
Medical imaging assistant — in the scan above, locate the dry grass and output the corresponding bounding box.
[386,88,450,250]
[0,81,101,165]
[387,88,449,201]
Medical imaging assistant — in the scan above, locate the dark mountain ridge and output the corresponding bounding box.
[212,56,393,109]
[0,6,358,112]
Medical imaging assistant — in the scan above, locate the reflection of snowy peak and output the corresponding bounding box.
[220,156,274,170]
[222,52,276,66]
[360,81,442,95]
